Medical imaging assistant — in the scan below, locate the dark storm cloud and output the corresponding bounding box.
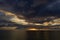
[27,0,60,17]
[0,0,60,17]
[42,0,60,16]
[0,0,16,12]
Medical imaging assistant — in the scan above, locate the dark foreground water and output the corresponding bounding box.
[0,30,60,40]
[27,31,60,40]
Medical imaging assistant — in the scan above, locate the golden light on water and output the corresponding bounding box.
[27,28,50,31]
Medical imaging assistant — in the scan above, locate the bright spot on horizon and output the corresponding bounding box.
[28,28,39,31]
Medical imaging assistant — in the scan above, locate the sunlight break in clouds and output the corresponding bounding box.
[0,10,43,26]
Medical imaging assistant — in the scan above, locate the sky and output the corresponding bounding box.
[0,0,60,18]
